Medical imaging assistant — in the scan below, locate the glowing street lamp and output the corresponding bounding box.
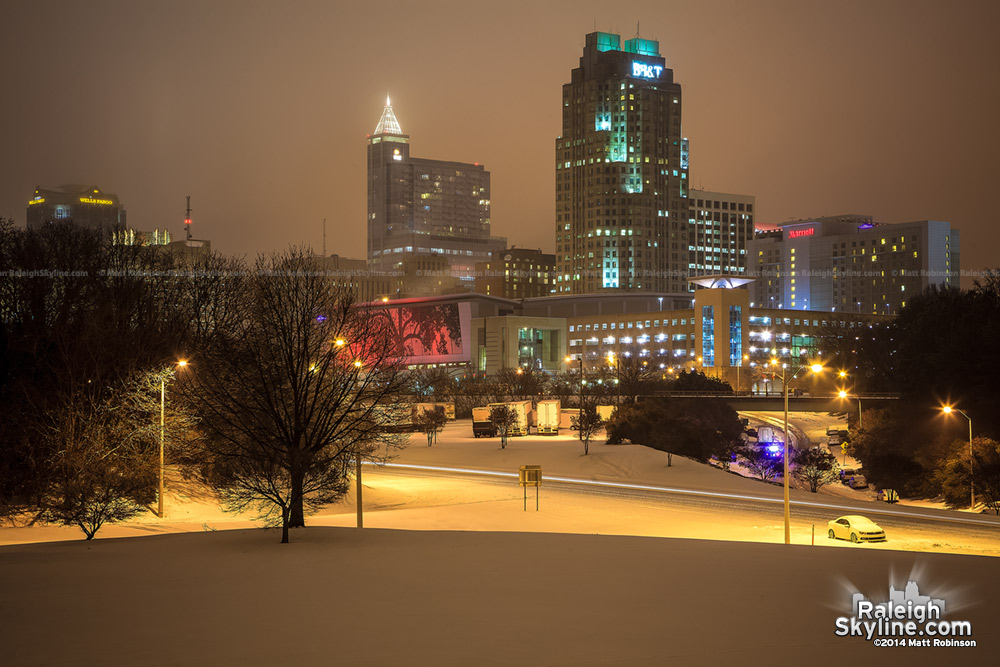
[942,405,975,510]
[607,351,620,406]
[837,389,863,430]
[566,355,584,439]
[350,353,365,527]
[735,353,749,395]
[159,360,188,518]
[770,359,823,544]
[836,389,862,465]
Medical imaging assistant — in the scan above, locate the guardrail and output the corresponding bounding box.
[647,391,901,399]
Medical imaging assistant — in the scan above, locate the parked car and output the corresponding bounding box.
[827,515,886,543]
[839,467,868,489]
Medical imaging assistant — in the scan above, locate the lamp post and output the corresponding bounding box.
[735,353,749,395]
[837,389,863,429]
[159,360,188,519]
[770,358,823,544]
[607,352,620,406]
[352,357,364,527]
[566,355,584,439]
[942,406,974,510]
[836,390,862,466]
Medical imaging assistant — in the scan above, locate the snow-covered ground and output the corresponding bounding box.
[1,526,997,667]
[2,420,998,665]
[2,419,995,558]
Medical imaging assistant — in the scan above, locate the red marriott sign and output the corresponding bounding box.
[787,227,815,239]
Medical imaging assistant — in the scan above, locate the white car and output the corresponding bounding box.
[827,515,886,543]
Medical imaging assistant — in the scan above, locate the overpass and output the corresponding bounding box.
[646,392,901,413]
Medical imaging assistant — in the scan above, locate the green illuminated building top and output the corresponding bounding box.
[555,30,688,295]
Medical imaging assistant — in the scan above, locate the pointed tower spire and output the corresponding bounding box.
[374,97,403,136]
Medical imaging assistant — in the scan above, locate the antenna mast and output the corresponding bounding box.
[184,196,192,242]
[323,218,327,256]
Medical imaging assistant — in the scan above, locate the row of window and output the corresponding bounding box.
[692,200,753,212]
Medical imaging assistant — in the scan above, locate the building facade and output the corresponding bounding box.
[27,185,126,230]
[747,215,960,315]
[688,189,756,276]
[555,31,689,295]
[565,279,890,391]
[367,99,505,284]
[471,315,566,375]
[474,247,556,299]
[354,284,891,383]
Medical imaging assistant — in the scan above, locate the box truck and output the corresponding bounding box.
[472,406,496,438]
[560,408,581,430]
[487,401,532,436]
[536,399,561,435]
[413,402,456,421]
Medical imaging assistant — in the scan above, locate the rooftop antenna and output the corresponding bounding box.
[322,217,327,256]
[184,195,192,242]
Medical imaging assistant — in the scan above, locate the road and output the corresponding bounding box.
[350,462,1000,556]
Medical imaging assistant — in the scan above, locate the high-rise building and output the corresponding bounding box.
[555,31,689,295]
[747,214,960,315]
[474,247,556,299]
[688,189,756,276]
[27,185,126,230]
[366,99,505,284]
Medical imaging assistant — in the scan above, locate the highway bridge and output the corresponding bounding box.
[645,392,900,413]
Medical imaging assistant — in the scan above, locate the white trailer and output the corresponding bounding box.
[472,406,496,438]
[488,401,531,436]
[560,408,580,430]
[596,404,616,422]
[413,402,456,421]
[536,399,561,435]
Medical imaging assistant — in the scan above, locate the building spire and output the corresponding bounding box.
[374,97,403,136]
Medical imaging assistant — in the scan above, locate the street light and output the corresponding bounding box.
[836,390,862,466]
[770,358,823,544]
[566,355,584,439]
[837,389,863,430]
[607,351,620,406]
[159,360,188,518]
[735,353,749,395]
[942,405,975,510]
[351,355,366,527]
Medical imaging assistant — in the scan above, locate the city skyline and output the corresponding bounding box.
[2,0,998,286]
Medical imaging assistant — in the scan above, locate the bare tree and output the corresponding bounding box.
[616,354,658,403]
[792,446,840,493]
[495,367,548,402]
[489,405,518,449]
[38,370,190,539]
[572,406,604,455]
[184,249,408,543]
[413,405,448,446]
[0,221,223,526]
[739,444,784,483]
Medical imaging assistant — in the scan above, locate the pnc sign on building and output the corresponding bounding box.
[631,62,664,79]
[787,227,816,239]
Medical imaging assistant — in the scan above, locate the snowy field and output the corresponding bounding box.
[1,419,996,557]
[1,527,997,666]
[1,419,998,665]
